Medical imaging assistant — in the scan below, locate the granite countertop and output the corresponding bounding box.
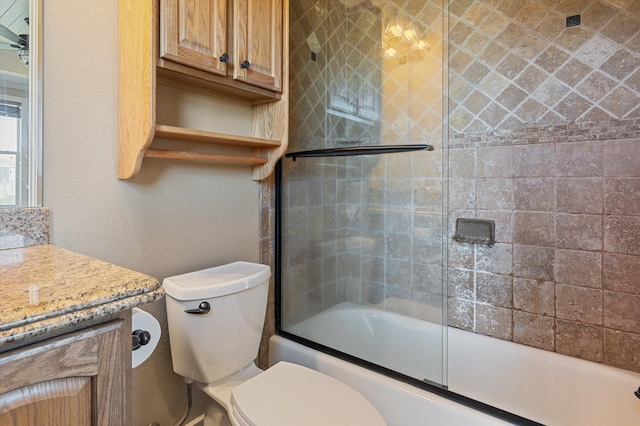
[0,244,164,349]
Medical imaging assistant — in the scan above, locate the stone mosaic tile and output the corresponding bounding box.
[449,0,640,132]
[513,310,555,351]
[476,243,513,275]
[556,320,603,362]
[603,253,640,295]
[513,212,555,247]
[476,272,513,308]
[557,177,603,214]
[556,284,603,325]
[513,178,555,211]
[555,249,602,289]
[557,140,604,177]
[535,46,570,73]
[604,138,640,176]
[557,213,603,251]
[604,178,640,215]
[583,1,619,31]
[604,291,640,334]
[513,244,555,281]
[477,145,514,177]
[513,278,555,316]
[514,144,556,177]
[477,178,515,209]
[604,329,640,372]
[476,303,513,340]
[448,238,475,270]
[448,267,474,300]
[604,216,640,255]
[448,297,475,330]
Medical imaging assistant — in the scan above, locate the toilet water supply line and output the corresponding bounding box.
[148,378,194,426]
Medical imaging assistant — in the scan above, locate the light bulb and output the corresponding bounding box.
[387,24,403,38]
[415,40,430,51]
[385,47,398,57]
[403,28,417,42]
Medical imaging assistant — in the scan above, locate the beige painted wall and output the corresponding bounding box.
[42,1,260,424]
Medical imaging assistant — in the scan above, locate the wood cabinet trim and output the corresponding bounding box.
[118,0,156,180]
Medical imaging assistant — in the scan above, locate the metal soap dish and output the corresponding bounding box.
[453,218,496,246]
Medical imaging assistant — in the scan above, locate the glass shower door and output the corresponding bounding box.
[277,0,446,387]
[278,151,446,385]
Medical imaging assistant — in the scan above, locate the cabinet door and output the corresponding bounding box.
[160,0,228,76]
[0,319,129,426]
[234,0,283,92]
[0,378,92,425]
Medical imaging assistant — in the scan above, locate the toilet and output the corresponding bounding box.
[163,261,386,426]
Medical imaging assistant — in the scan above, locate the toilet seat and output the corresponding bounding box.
[230,362,386,426]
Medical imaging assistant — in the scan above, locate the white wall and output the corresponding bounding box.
[42,1,260,424]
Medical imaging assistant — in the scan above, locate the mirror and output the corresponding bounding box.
[0,0,41,207]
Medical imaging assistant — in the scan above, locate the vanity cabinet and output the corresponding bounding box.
[0,318,130,426]
[159,0,283,93]
[118,0,289,181]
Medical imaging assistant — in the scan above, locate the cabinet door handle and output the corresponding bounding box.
[219,53,230,63]
[241,60,251,69]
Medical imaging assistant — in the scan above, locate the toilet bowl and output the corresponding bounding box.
[163,261,386,426]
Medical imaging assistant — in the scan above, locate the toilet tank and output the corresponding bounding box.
[163,262,271,384]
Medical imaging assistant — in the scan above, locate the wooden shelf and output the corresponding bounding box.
[154,125,281,148]
[117,0,289,181]
[145,148,269,166]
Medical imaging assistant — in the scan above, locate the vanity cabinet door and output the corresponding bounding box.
[0,319,130,426]
[160,0,228,76]
[0,378,92,425]
[233,0,283,92]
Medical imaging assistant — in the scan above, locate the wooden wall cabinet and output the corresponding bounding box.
[0,319,131,426]
[159,0,282,93]
[118,0,289,181]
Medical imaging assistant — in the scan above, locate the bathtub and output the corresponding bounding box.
[285,302,445,384]
[270,302,640,426]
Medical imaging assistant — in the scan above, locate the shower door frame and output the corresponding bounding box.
[274,159,540,426]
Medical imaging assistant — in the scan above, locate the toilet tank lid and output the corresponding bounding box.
[162,261,271,301]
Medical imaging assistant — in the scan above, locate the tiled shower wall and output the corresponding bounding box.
[278,1,352,327]
[276,0,446,331]
[260,0,640,374]
[448,0,640,130]
[448,127,640,373]
[447,0,640,373]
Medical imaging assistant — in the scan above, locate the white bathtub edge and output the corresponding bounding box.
[269,335,513,426]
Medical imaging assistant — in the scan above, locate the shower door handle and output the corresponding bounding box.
[184,302,211,315]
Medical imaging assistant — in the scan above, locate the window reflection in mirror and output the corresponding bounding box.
[0,0,41,207]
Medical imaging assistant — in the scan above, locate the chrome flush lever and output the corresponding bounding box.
[184,301,211,315]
